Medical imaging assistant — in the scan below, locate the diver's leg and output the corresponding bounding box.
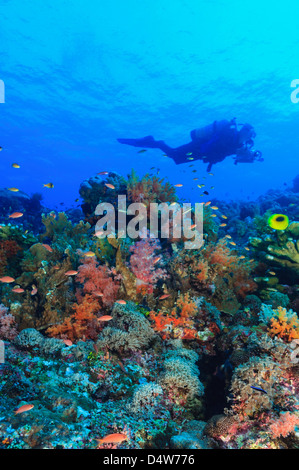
[117,135,201,164]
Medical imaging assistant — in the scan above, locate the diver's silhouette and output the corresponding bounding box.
[117,118,263,171]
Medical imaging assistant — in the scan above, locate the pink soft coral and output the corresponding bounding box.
[269,412,299,438]
[76,255,120,308]
[0,304,18,340]
[129,236,168,294]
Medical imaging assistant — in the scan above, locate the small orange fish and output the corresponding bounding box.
[219,223,227,227]
[12,163,20,168]
[84,251,95,257]
[268,271,276,275]
[93,291,103,297]
[239,255,246,259]
[12,287,25,293]
[14,404,34,415]
[0,276,15,283]
[211,214,217,217]
[244,247,250,251]
[159,294,170,300]
[229,241,237,246]
[42,244,53,252]
[174,184,183,187]
[105,183,115,189]
[63,339,73,346]
[225,235,232,239]
[64,270,78,276]
[190,223,197,229]
[8,187,19,192]
[221,215,228,219]
[211,206,218,210]
[31,286,38,295]
[43,183,54,188]
[153,256,161,264]
[96,433,127,445]
[204,201,211,206]
[98,315,113,322]
[9,212,23,219]
[116,300,126,305]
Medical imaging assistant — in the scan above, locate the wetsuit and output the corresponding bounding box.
[117,119,243,171]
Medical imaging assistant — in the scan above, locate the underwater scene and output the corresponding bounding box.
[0,0,299,454]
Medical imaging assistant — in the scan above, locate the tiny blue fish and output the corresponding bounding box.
[250,386,267,394]
[139,377,147,385]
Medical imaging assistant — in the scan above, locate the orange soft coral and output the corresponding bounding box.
[268,306,299,342]
[46,294,101,342]
[149,293,198,340]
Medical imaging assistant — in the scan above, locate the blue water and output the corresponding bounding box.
[1,0,298,209]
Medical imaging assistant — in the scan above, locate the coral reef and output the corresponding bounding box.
[0,172,298,450]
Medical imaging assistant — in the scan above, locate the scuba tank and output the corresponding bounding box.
[190,119,235,142]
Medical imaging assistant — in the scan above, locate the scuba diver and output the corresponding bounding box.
[117,118,263,172]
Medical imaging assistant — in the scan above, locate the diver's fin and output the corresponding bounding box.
[117,135,157,148]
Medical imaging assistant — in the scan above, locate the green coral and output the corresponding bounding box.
[250,221,299,281]
[39,212,91,259]
[0,224,38,248]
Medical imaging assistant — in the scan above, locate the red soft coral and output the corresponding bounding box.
[76,255,120,308]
